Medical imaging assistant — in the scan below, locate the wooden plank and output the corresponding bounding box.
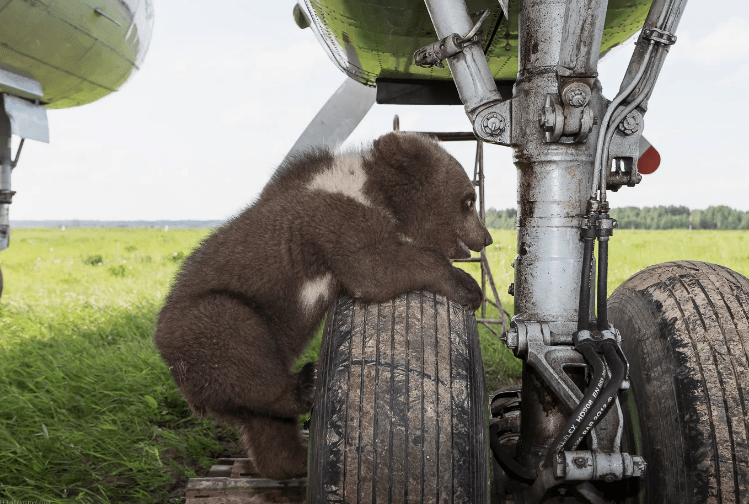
[185,458,306,504]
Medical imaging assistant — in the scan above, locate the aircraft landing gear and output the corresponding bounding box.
[0,88,50,300]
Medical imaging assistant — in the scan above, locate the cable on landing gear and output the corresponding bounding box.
[543,340,606,467]
[564,341,626,451]
[543,201,624,466]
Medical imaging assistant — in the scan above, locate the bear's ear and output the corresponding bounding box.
[371,132,438,181]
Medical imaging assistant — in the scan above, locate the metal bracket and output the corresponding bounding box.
[414,32,485,68]
[473,99,512,145]
[0,190,15,204]
[539,94,564,143]
[0,67,43,102]
[553,450,646,481]
[414,9,490,68]
[539,91,595,144]
[642,27,677,45]
[605,109,644,190]
[1,94,49,143]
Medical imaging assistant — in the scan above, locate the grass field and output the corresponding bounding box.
[1,228,748,502]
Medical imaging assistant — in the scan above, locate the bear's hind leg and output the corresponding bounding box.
[240,415,308,480]
[159,294,315,420]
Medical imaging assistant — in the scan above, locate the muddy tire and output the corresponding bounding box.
[608,261,749,503]
[308,292,489,503]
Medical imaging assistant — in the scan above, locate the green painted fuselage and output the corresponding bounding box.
[0,0,153,108]
[303,0,652,85]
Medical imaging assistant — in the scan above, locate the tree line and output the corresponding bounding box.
[485,205,749,230]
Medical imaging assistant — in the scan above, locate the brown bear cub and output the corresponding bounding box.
[154,132,493,480]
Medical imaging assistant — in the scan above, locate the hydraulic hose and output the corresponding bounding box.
[591,42,655,200]
[565,341,626,450]
[596,237,609,331]
[544,342,606,466]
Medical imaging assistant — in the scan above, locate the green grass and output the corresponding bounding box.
[1,228,748,502]
[0,229,225,503]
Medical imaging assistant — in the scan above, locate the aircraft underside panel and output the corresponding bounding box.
[300,0,652,86]
[0,0,154,108]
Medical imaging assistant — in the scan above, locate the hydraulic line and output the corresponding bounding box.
[594,0,678,200]
[597,237,609,331]
[590,42,654,200]
[566,342,626,450]
[544,342,606,466]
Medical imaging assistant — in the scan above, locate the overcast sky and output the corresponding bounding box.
[10,0,749,221]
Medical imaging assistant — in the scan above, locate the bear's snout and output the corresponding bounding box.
[460,212,492,253]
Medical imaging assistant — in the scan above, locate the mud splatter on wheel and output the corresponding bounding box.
[308,292,489,503]
[609,261,749,503]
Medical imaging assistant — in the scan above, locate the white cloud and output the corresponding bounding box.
[673,17,749,64]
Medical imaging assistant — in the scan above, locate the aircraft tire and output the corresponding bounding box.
[608,261,749,503]
[308,292,489,504]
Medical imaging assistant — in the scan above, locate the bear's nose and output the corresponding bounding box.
[485,233,493,247]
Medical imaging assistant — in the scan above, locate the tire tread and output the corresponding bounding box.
[609,261,749,503]
[309,292,488,503]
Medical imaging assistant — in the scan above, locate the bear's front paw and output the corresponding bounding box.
[296,361,317,412]
[450,267,483,311]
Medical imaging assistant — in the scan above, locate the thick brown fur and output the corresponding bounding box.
[153,132,492,480]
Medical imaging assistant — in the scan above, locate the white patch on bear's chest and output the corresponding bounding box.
[307,155,370,206]
[299,273,334,314]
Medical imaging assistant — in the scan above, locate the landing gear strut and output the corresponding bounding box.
[416,0,695,502]
[0,86,50,299]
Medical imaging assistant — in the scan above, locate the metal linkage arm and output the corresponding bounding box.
[419,0,511,145]
[420,0,502,116]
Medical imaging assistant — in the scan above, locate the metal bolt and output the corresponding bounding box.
[603,474,616,483]
[632,456,647,477]
[562,82,591,107]
[503,327,518,351]
[573,456,587,468]
[539,103,556,132]
[482,113,505,136]
[618,112,640,135]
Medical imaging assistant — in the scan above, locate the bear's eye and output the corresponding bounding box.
[464,198,475,210]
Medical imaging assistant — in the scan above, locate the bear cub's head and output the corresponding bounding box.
[370,132,493,260]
